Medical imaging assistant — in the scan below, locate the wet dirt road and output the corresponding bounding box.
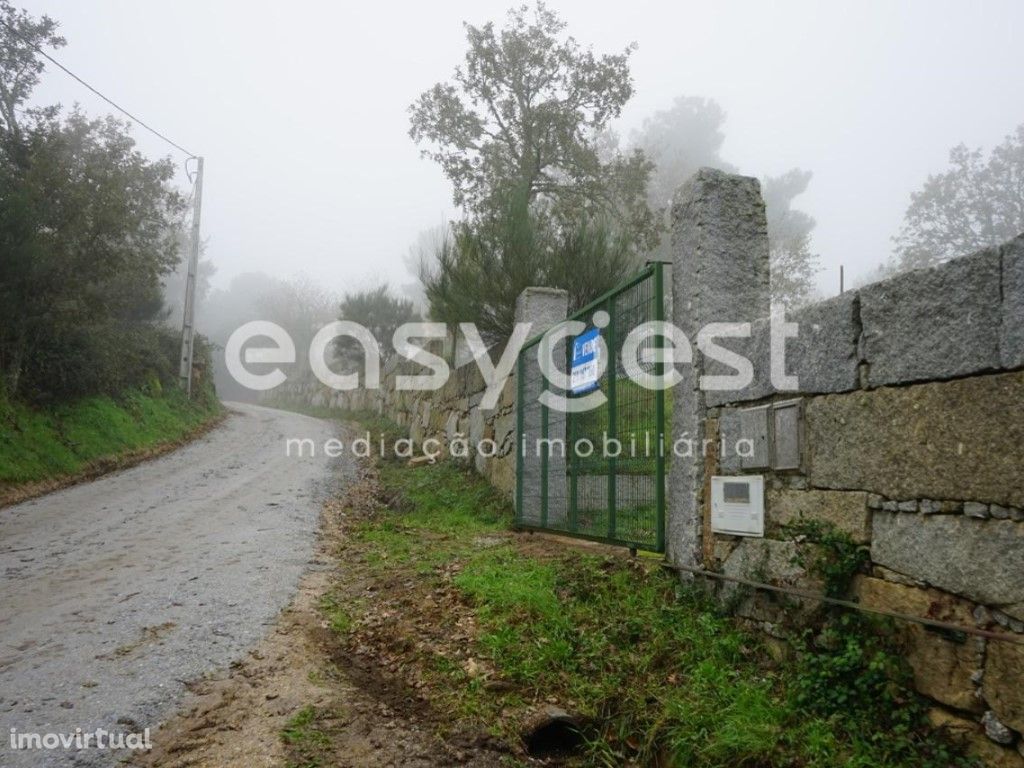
[0,403,345,767]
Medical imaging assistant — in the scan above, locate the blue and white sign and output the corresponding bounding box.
[570,328,602,395]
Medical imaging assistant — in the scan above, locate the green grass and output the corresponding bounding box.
[318,593,355,635]
[355,458,977,768]
[281,705,331,768]
[349,461,510,575]
[570,377,671,476]
[0,386,221,486]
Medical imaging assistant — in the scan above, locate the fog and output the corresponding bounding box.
[19,0,1024,299]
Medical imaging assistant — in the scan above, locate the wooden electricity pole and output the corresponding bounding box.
[179,156,204,397]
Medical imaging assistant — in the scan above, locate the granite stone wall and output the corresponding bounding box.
[265,287,569,502]
[268,347,520,497]
[700,230,1024,765]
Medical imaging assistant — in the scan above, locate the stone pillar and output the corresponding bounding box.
[514,287,569,527]
[668,168,771,571]
[515,287,570,334]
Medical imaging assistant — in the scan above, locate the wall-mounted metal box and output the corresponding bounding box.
[735,398,804,472]
[771,399,803,470]
[738,405,770,469]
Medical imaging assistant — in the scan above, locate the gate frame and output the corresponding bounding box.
[514,261,668,553]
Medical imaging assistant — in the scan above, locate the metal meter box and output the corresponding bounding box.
[710,475,765,537]
[738,406,770,469]
[771,399,802,470]
[736,399,804,472]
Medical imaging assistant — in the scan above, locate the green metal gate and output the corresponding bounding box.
[515,262,668,552]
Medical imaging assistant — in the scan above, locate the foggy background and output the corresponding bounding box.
[18,0,1024,297]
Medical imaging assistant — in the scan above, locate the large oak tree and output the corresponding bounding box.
[409,2,656,250]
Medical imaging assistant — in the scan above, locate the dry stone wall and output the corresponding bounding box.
[269,351,519,498]
[265,287,569,502]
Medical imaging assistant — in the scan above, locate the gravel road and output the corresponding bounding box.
[0,403,346,767]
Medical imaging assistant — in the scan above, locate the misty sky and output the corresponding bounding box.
[19,0,1024,302]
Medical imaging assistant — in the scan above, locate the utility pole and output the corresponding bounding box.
[179,156,204,398]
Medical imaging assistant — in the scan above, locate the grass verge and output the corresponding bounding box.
[0,386,222,503]
[316,426,978,767]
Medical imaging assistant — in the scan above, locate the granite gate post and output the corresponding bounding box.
[667,168,771,572]
[514,287,570,526]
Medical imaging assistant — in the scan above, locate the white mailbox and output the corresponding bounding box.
[710,476,765,537]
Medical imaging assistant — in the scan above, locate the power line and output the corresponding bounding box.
[0,17,196,158]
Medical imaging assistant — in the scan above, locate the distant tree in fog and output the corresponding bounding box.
[894,123,1024,269]
[256,276,336,367]
[631,96,820,308]
[196,273,335,401]
[402,226,448,314]
[410,2,657,339]
[336,285,419,363]
[632,96,735,211]
[762,170,820,309]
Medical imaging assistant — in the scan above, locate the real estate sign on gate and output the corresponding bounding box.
[570,328,601,395]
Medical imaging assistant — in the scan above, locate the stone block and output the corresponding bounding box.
[723,538,806,584]
[1002,235,1024,369]
[671,168,770,335]
[806,370,1024,507]
[486,454,515,499]
[514,286,569,340]
[713,537,740,567]
[966,502,990,519]
[786,291,861,393]
[992,505,1012,520]
[718,407,743,473]
[984,710,1017,745]
[859,245,1002,386]
[491,411,515,454]
[670,168,770,570]
[720,539,819,622]
[675,169,771,408]
[871,513,1024,621]
[703,316,774,407]
[766,489,871,543]
[468,407,485,448]
[970,739,1024,768]
[860,247,995,387]
[927,706,978,739]
[931,707,1024,768]
[985,639,1024,734]
[498,377,516,410]
[856,577,981,711]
